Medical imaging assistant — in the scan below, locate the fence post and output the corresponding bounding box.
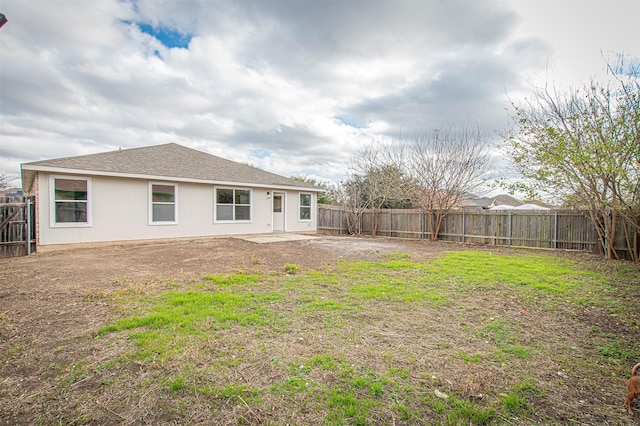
[553,211,558,250]
[462,209,466,243]
[508,210,513,246]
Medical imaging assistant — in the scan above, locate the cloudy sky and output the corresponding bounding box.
[1,0,638,186]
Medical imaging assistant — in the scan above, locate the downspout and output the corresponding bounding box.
[27,197,32,255]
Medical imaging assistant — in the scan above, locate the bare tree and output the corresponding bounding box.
[339,128,492,238]
[0,172,16,192]
[406,126,494,240]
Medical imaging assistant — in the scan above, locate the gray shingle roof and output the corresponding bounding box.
[22,143,321,191]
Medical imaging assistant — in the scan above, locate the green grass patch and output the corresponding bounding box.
[447,397,496,425]
[431,251,604,294]
[100,290,271,333]
[326,387,375,425]
[167,375,187,392]
[202,272,263,286]
[98,289,277,360]
[598,339,637,365]
[499,379,540,415]
[301,299,353,312]
[457,351,483,364]
[476,319,533,360]
[284,263,300,274]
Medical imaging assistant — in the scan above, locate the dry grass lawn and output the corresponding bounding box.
[1,236,639,425]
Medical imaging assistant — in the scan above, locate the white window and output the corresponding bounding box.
[215,188,251,222]
[50,176,92,227]
[299,193,312,221]
[149,183,178,224]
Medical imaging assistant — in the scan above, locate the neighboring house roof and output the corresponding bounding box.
[493,194,522,207]
[490,203,551,211]
[21,143,322,192]
[514,203,550,210]
[415,190,491,209]
[468,197,496,209]
[489,204,515,210]
[454,198,479,208]
[462,194,525,209]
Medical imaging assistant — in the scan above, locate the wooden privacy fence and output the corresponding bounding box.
[1,196,36,258]
[318,205,629,255]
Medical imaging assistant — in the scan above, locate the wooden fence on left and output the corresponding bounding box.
[0,196,36,258]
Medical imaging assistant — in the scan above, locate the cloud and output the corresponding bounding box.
[1,0,634,186]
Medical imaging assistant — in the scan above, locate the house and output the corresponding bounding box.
[489,203,550,211]
[0,188,24,197]
[493,194,522,207]
[20,143,322,247]
[465,197,497,210]
[460,194,523,210]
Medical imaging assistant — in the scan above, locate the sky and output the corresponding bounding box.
[1,0,639,189]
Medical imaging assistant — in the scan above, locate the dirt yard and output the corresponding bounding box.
[0,235,638,425]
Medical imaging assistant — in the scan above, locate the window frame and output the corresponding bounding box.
[149,182,178,225]
[49,175,92,228]
[299,193,312,222]
[214,187,252,223]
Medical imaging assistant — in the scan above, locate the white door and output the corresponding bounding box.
[273,193,285,231]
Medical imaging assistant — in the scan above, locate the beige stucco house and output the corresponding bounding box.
[21,143,322,247]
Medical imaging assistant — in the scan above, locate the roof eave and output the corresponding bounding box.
[19,164,325,192]
[20,168,36,193]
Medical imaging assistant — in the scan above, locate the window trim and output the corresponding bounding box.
[149,182,178,225]
[49,175,92,228]
[214,187,252,223]
[299,192,312,222]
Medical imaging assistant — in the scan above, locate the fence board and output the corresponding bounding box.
[318,206,634,258]
[0,196,36,258]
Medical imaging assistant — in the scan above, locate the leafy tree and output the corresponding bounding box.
[290,175,334,204]
[335,173,369,234]
[343,141,415,236]
[503,61,639,260]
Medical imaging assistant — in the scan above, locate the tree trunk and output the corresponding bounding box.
[607,209,618,260]
[371,207,377,237]
[430,211,438,241]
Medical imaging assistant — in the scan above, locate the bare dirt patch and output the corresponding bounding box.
[1,235,638,425]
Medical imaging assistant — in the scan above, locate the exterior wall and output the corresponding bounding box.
[36,172,317,246]
[283,191,317,233]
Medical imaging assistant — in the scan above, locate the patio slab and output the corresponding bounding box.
[234,233,320,244]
